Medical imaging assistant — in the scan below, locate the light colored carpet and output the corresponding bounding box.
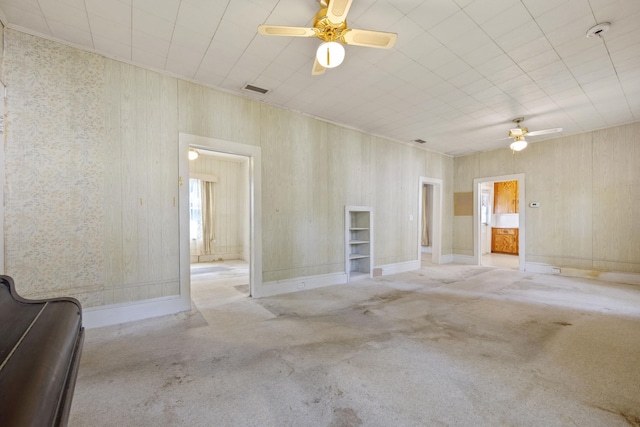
[69,263,640,426]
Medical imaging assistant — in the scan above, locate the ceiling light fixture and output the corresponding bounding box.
[510,136,527,152]
[188,148,199,160]
[316,41,345,68]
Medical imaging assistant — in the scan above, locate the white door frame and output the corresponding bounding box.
[179,133,263,299]
[473,174,525,270]
[417,176,443,264]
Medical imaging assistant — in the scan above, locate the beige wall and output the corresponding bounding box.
[454,122,640,273]
[3,29,454,306]
[189,154,248,260]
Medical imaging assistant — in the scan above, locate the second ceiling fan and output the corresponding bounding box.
[258,0,398,75]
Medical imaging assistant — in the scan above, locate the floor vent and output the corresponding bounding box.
[243,84,269,94]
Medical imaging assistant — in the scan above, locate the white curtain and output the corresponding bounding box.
[201,180,215,255]
[422,185,432,247]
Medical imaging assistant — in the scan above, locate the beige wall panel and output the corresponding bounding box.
[160,75,180,283]
[5,30,456,304]
[453,216,474,255]
[454,123,639,274]
[178,81,261,146]
[104,60,180,300]
[593,123,640,268]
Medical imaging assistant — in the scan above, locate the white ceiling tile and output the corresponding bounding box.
[38,0,89,31]
[518,49,561,73]
[132,8,174,41]
[132,30,170,57]
[164,45,204,77]
[88,14,131,45]
[416,46,458,70]
[534,0,592,34]
[460,42,503,68]
[175,0,225,37]
[481,2,533,39]
[398,32,442,59]
[223,0,269,28]
[85,0,131,27]
[47,19,93,46]
[1,5,51,34]
[494,20,544,54]
[58,0,86,10]
[409,0,460,30]
[132,0,180,22]
[433,57,471,80]
[463,0,520,25]
[352,1,404,31]
[545,14,596,47]
[430,11,477,45]
[392,0,424,14]
[0,0,41,14]
[170,25,211,54]
[521,0,569,18]
[387,16,425,50]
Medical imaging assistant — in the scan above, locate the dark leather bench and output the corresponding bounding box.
[0,275,84,426]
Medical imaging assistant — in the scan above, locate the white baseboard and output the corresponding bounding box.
[421,246,432,253]
[258,272,348,298]
[377,260,420,276]
[453,255,476,265]
[83,295,190,329]
[525,262,640,286]
[440,254,454,264]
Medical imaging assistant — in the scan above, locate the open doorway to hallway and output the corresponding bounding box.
[188,149,250,304]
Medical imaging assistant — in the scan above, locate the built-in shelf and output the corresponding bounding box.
[345,206,373,282]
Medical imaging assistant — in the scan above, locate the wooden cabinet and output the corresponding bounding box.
[492,228,519,255]
[494,181,518,214]
[345,206,373,282]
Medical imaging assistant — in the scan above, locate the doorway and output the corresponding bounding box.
[178,134,263,304]
[418,177,443,266]
[473,174,525,270]
[188,149,251,304]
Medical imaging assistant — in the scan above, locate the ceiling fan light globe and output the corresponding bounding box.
[188,148,199,160]
[510,138,527,151]
[316,41,345,68]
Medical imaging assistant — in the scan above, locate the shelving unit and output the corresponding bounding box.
[345,206,373,282]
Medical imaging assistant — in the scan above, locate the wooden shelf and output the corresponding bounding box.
[349,254,370,260]
[350,240,369,244]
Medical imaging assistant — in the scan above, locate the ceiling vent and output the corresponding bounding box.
[413,139,427,144]
[243,84,269,95]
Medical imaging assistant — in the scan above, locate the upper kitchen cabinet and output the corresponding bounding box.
[494,181,518,214]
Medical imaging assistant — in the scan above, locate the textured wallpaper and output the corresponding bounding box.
[4,30,107,306]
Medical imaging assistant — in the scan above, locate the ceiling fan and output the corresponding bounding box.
[508,117,563,151]
[257,0,398,75]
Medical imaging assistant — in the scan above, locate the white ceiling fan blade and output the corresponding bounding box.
[258,25,316,37]
[527,127,563,136]
[312,57,326,75]
[327,0,353,25]
[342,29,398,49]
